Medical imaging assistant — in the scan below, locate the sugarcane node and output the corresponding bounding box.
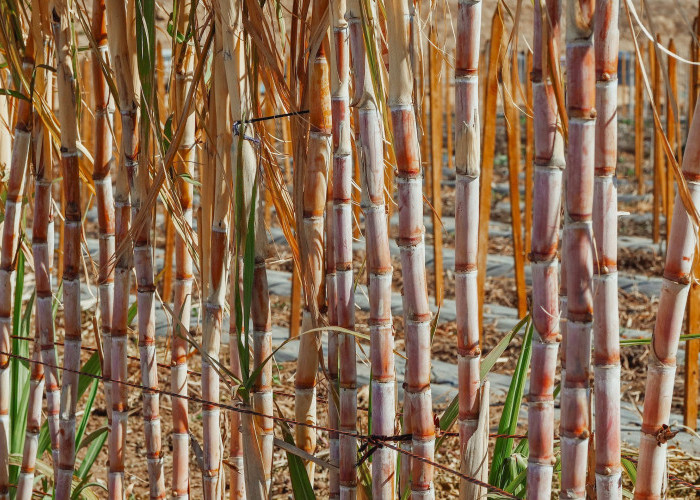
[455,263,477,273]
[683,171,700,183]
[455,68,478,78]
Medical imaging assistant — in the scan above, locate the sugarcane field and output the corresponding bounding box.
[6,0,700,497]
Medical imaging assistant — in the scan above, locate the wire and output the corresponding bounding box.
[2,348,517,497]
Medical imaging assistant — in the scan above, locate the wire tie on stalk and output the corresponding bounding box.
[232,121,260,145]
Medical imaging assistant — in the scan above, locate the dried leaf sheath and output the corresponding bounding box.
[593,0,622,497]
[561,1,595,497]
[386,0,435,495]
[52,0,84,492]
[454,0,487,498]
[527,0,564,498]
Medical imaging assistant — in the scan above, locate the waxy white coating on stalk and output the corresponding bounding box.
[17,17,56,496]
[104,0,139,495]
[330,0,357,494]
[386,0,435,494]
[528,1,565,498]
[170,1,196,495]
[634,97,700,498]
[52,0,89,492]
[454,0,486,496]
[593,0,622,496]
[561,0,595,497]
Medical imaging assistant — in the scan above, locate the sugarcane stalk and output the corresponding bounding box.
[453,0,486,497]
[251,193,274,494]
[200,38,231,498]
[527,1,564,498]
[326,108,340,500]
[560,1,595,497]
[0,23,33,500]
[632,75,700,500]
[37,6,60,471]
[325,142,340,498]
[228,264,245,499]
[593,0,621,497]
[132,73,166,500]
[104,0,139,495]
[386,0,435,495]
[329,0,356,495]
[294,24,332,480]
[347,0,395,496]
[17,16,53,497]
[52,0,85,491]
[170,4,196,497]
[91,0,115,437]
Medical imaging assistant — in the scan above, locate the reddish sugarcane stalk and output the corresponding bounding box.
[37,18,59,473]
[91,0,115,437]
[454,0,488,497]
[527,1,564,498]
[104,0,138,495]
[633,76,700,500]
[52,0,84,491]
[561,1,595,497]
[170,7,196,498]
[386,0,435,496]
[295,39,331,480]
[330,0,356,495]
[17,19,52,498]
[347,0,395,496]
[0,30,33,500]
[326,122,339,499]
[132,85,166,500]
[593,0,621,497]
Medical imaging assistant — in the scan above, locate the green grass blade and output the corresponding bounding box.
[621,456,637,485]
[488,321,534,488]
[76,427,108,480]
[75,378,99,448]
[278,419,315,499]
